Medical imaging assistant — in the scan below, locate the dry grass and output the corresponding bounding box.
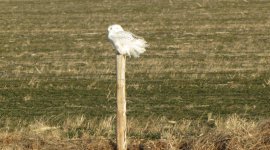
[1,0,270,120]
[0,114,269,149]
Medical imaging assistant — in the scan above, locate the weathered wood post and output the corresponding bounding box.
[116,54,127,150]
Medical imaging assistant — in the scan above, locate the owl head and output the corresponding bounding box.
[108,24,124,33]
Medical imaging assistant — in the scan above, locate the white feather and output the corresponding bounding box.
[108,24,148,58]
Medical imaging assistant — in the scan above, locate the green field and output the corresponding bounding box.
[1,0,270,124]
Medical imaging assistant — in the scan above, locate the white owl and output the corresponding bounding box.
[108,24,148,58]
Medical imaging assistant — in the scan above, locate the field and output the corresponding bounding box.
[0,0,270,149]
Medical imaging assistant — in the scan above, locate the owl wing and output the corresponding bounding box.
[109,31,136,55]
[109,31,147,57]
[109,31,135,41]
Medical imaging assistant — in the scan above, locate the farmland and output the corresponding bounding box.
[0,0,270,149]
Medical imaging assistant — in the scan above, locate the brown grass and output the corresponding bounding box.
[0,115,269,150]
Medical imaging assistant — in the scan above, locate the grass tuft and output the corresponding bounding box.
[1,115,270,149]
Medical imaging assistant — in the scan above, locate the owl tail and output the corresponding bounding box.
[130,39,148,58]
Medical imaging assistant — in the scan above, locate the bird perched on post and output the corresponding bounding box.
[108,24,148,58]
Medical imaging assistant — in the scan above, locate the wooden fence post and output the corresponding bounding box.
[116,54,127,150]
